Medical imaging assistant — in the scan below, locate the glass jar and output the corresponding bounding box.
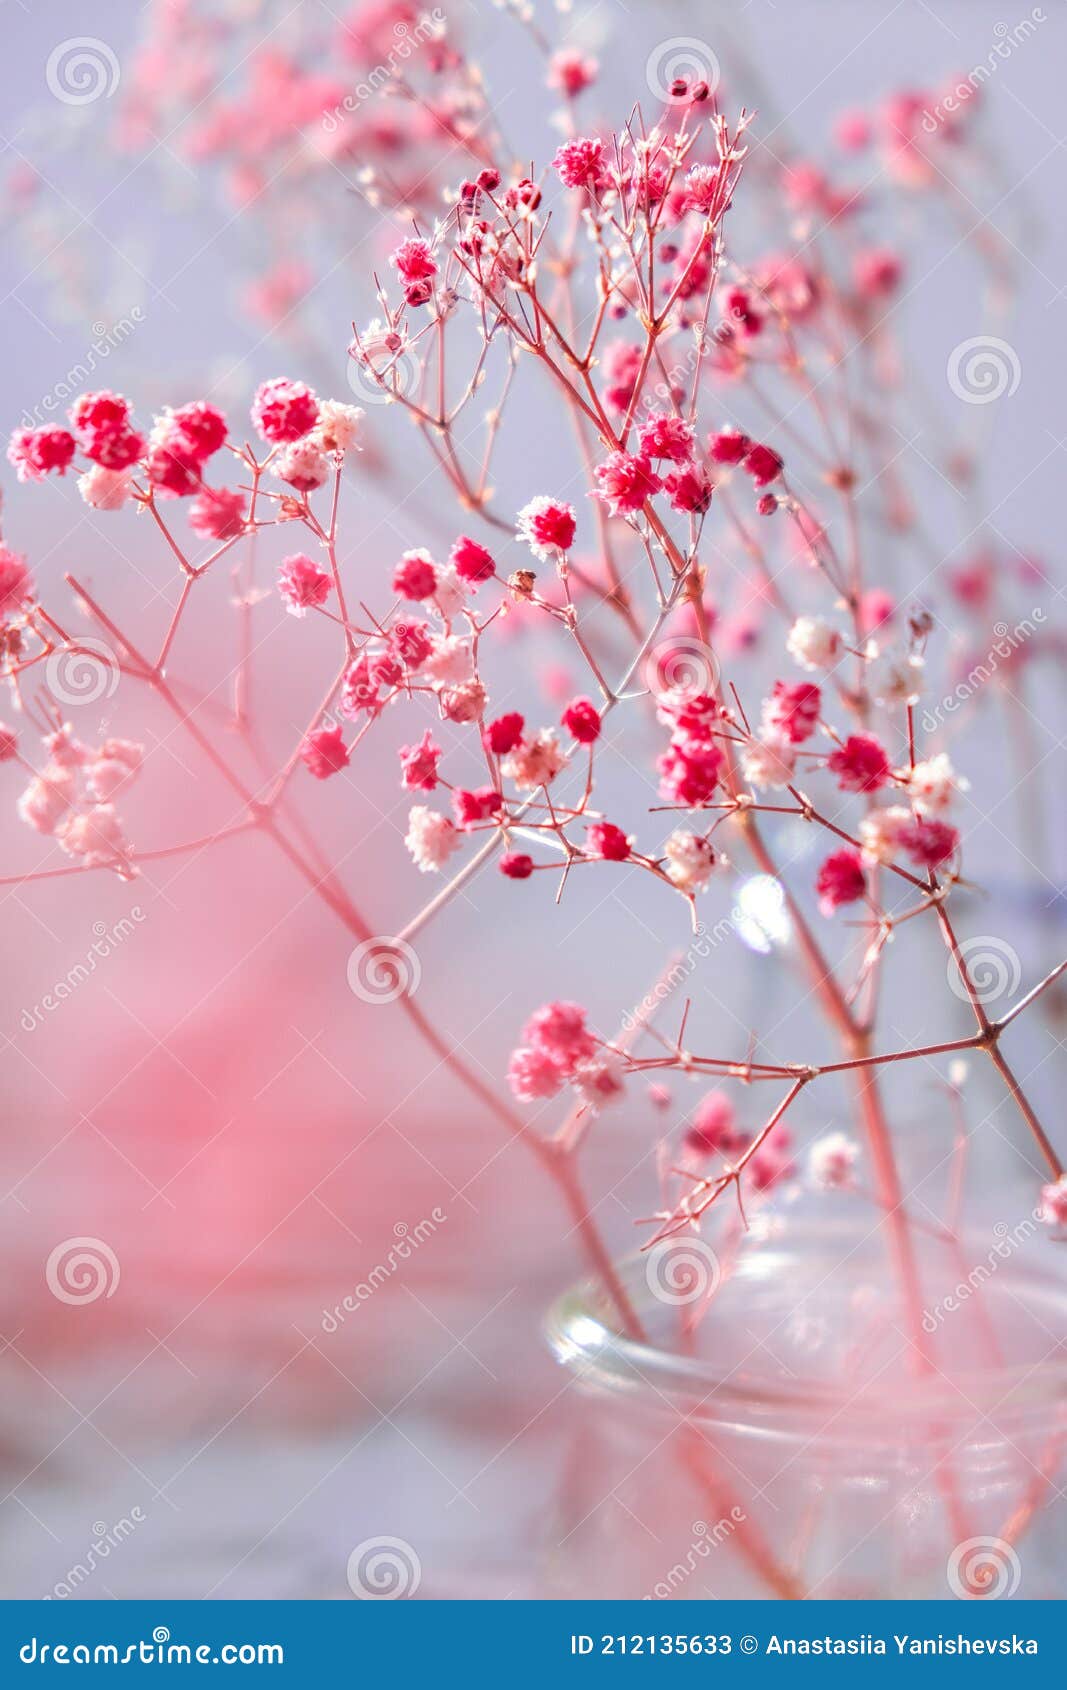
[543,1208,1067,1600]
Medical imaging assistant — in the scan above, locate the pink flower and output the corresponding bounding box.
[390,620,434,671]
[405,805,461,872]
[450,535,496,584]
[656,690,720,744]
[548,49,597,97]
[251,378,319,443]
[277,553,331,617]
[663,464,714,514]
[7,425,76,482]
[637,411,695,463]
[85,739,143,802]
[516,496,576,559]
[561,696,601,744]
[484,712,525,755]
[762,681,821,745]
[816,849,866,915]
[85,426,145,471]
[391,237,437,284]
[301,725,350,779]
[56,804,130,868]
[658,740,723,807]
[499,851,534,880]
[273,438,329,492]
[552,136,608,192]
[743,442,783,487]
[146,427,203,497]
[189,487,246,540]
[17,765,74,834]
[709,428,751,464]
[70,390,130,436]
[399,731,442,792]
[853,248,902,299]
[593,451,661,515]
[453,786,503,829]
[585,821,631,861]
[0,546,33,616]
[168,401,228,460]
[827,733,890,793]
[522,1001,597,1069]
[0,722,17,762]
[507,1045,566,1102]
[1039,1176,1067,1227]
[393,549,437,600]
[685,1090,743,1156]
[898,815,959,870]
[68,393,144,470]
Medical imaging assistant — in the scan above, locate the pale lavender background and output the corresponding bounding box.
[0,0,1064,1600]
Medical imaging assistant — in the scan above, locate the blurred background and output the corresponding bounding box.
[1,0,1064,1599]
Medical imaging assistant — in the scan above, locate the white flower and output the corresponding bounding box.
[312,399,364,454]
[405,806,461,873]
[807,1132,859,1191]
[56,804,130,868]
[662,830,718,893]
[17,765,75,835]
[78,465,132,511]
[858,804,911,865]
[423,634,474,687]
[786,616,844,672]
[502,728,568,790]
[273,438,329,492]
[871,651,924,707]
[431,563,470,621]
[572,1055,626,1112]
[908,753,966,814]
[741,736,796,790]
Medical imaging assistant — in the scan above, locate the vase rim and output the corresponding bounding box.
[545,1232,1067,1432]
